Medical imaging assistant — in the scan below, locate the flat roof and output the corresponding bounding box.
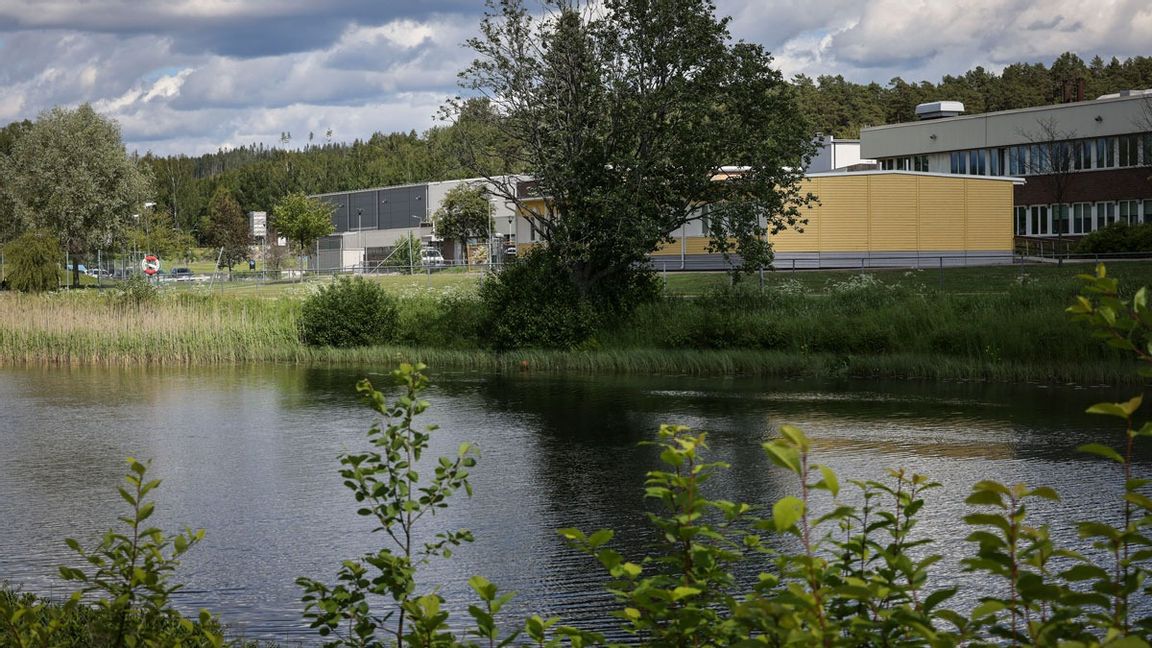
[862,92,1150,133]
[806,169,1025,184]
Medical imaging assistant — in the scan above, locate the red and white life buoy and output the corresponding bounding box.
[141,255,161,276]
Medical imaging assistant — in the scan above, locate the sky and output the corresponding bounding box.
[0,0,1149,156]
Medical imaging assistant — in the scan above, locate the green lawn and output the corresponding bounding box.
[63,259,1151,300]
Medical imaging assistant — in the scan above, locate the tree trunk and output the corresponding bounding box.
[72,257,80,288]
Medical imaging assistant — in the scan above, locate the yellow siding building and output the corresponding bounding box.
[518,171,1020,269]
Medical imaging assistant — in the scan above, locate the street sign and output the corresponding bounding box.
[141,255,160,276]
[250,211,267,237]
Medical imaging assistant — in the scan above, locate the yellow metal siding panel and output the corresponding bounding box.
[813,176,870,251]
[867,176,919,251]
[916,177,968,250]
[964,182,1013,251]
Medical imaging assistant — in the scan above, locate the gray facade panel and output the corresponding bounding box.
[379,186,427,229]
[318,194,350,232]
[861,94,1152,159]
[350,191,378,230]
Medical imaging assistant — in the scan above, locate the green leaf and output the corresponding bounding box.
[670,586,701,601]
[1078,443,1125,463]
[762,441,801,474]
[778,424,809,450]
[773,496,805,532]
[1086,400,1137,419]
[814,464,839,498]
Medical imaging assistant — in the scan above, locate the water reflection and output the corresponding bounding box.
[0,366,1146,643]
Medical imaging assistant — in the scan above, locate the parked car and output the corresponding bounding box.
[420,249,446,267]
[84,267,112,278]
[503,245,518,258]
[170,267,195,281]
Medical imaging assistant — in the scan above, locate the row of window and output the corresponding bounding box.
[880,156,929,172]
[878,132,1152,177]
[1014,200,1152,236]
[960,133,1152,177]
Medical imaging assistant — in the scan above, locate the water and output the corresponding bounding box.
[0,365,1148,643]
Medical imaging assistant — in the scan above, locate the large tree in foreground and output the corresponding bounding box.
[3,105,150,287]
[446,0,815,303]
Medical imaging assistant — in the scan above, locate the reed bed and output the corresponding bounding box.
[0,276,1142,385]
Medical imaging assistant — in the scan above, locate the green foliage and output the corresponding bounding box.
[2,228,61,293]
[271,192,334,274]
[298,364,476,645]
[454,0,816,296]
[2,104,150,287]
[299,277,398,348]
[1077,222,1152,254]
[205,187,252,271]
[126,209,197,265]
[432,184,492,247]
[47,458,222,648]
[478,250,596,350]
[114,274,159,308]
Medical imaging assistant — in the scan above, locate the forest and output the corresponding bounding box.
[3,51,1150,245]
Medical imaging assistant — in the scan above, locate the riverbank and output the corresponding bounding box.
[0,264,1146,384]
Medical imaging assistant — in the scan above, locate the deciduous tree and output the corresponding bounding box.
[271,192,334,278]
[448,0,816,306]
[3,105,150,287]
[432,183,492,262]
[205,186,252,272]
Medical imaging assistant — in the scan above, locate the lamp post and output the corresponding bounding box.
[410,214,421,275]
[356,208,363,273]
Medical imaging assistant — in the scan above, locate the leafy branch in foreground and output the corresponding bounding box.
[1,458,224,648]
[298,363,597,647]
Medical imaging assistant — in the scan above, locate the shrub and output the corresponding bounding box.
[299,277,398,348]
[114,273,158,308]
[1076,221,1152,254]
[2,228,61,293]
[478,249,596,350]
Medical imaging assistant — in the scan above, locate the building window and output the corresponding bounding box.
[1073,203,1092,234]
[1053,204,1070,234]
[1030,205,1049,235]
[1008,147,1023,175]
[1096,137,1115,168]
[1119,135,1140,167]
[1144,200,1152,225]
[1073,140,1089,170]
[1098,201,1116,227]
[955,151,968,174]
[1142,134,1152,167]
[1119,199,1140,224]
[1016,206,1028,235]
[914,155,929,172]
[990,149,1002,176]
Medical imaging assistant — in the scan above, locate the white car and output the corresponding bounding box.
[420,249,446,266]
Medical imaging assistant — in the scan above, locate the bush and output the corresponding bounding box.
[1076,221,1152,254]
[2,228,61,293]
[114,274,158,308]
[299,277,398,348]
[479,250,596,350]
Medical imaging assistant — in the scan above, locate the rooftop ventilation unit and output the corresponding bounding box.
[914,101,965,120]
[1095,88,1152,100]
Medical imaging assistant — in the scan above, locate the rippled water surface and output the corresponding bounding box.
[1,365,1148,643]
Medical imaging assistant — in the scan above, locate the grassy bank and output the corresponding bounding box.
[0,264,1147,383]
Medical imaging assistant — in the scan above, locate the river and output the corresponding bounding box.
[1,365,1147,643]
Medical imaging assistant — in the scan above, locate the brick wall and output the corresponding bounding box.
[1014,167,1152,204]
